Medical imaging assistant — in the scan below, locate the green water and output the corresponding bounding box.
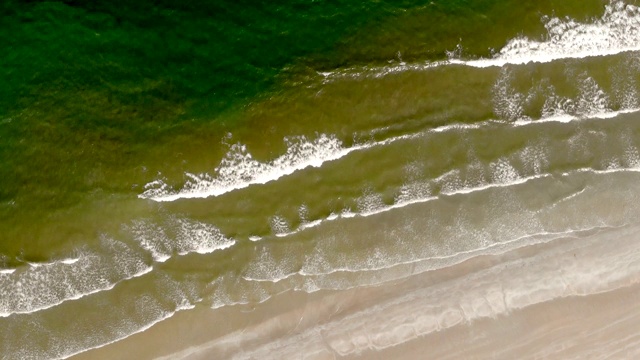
[0,0,610,258]
[3,0,640,358]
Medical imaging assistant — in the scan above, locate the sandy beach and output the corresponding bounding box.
[71,223,640,359]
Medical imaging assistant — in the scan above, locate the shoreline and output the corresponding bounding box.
[72,223,640,359]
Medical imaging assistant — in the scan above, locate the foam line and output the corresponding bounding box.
[140,133,420,202]
[0,239,154,318]
[245,174,548,241]
[26,257,81,268]
[320,2,640,80]
[450,2,640,67]
[244,160,640,247]
[245,225,640,360]
[243,224,609,285]
[57,303,196,360]
[129,218,236,262]
[141,103,640,204]
[513,107,640,127]
[0,265,153,318]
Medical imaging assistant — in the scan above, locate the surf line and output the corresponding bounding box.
[320,1,640,81]
[140,132,422,202]
[0,265,153,318]
[249,163,640,245]
[242,224,622,285]
[141,105,640,203]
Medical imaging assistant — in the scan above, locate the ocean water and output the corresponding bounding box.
[3,0,640,358]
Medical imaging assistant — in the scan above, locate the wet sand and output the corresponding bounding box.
[72,224,640,359]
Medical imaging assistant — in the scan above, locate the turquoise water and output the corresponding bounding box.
[3,0,640,358]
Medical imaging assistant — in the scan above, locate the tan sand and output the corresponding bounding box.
[72,224,640,359]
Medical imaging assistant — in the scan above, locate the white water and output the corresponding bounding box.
[0,237,152,318]
[128,218,236,262]
[320,1,640,80]
[140,105,639,205]
[217,121,640,244]
[142,46,640,205]
[54,277,199,360]
[452,1,640,67]
[238,161,640,284]
[140,134,350,201]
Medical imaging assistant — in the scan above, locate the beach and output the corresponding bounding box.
[71,223,640,359]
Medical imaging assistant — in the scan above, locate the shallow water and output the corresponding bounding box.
[3,1,640,358]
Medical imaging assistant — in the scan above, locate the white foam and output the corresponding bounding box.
[198,116,640,243]
[492,68,526,121]
[430,122,485,133]
[251,171,546,243]
[222,224,640,360]
[326,213,339,221]
[247,226,586,285]
[140,132,423,202]
[242,172,608,284]
[209,274,277,310]
[19,274,204,360]
[311,226,640,358]
[491,62,640,123]
[60,258,80,265]
[0,238,152,318]
[357,190,387,215]
[175,218,236,255]
[298,219,323,230]
[247,151,640,254]
[128,220,173,263]
[141,134,354,201]
[26,258,79,267]
[319,2,640,81]
[514,108,640,126]
[0,265,152,318]
[270,215,292,237]
[58,308,179,360]
[318,60,451,82]
[127,218,235,261]
[451,2,640,67]
[142,99,640,205]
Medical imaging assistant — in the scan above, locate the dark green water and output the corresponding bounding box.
[3,0,640,358]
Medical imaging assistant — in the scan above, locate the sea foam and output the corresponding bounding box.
[451,1,640,67]
[320,1,640,81]
[128,218,236,262]
[141,104,640,205]
[0,237,151,318]
[140,133,422,202]
[140,134,350,201]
